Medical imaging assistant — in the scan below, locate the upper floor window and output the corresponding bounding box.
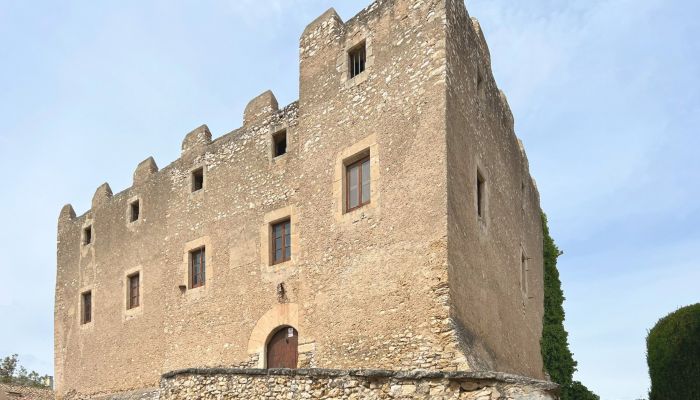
[191,167,204,192]
[271,219,291,265]
[128,273,140,309]
[520,251,528,296]
[349,42,366,79]
[81,291,92,324]
[189,247,205,288]
[273,129,287,157]
[477,169,486,218]
[129,200,140,222]
[82,225,92,245]
[346,156,371,212]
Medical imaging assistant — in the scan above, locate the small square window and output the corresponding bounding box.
[128,273,140,309]
[83,226,92,245]
[189,247,206,288]
[477,169,486,218]
[349,42,366,79]
[345,156,371,212]
[129,200,140,222]
[271,219,291,265]
[191,167,204,192]
[81,291,92,324]
[273,129,287,157]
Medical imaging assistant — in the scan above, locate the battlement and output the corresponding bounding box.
[55,1,545,398]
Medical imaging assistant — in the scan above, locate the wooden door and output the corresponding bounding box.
[266,327,298,369]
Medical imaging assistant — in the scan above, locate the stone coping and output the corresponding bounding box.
[161,368,558,391]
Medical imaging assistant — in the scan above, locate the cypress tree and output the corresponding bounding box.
[541,214,598,400]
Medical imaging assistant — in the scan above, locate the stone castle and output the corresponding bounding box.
[55,0,555,398]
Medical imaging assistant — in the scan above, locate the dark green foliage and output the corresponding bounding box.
[0,354,51,388]
[647,303,700,400]
[540,214,599,400]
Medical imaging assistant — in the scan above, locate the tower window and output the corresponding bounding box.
[521,250,528,295]
[191,167,204,192]
[128,273,140,309]
[83,226,92,245]
[129,200,140,222]
[81,291,92,324]
[271,219,291,265]
[477,169,486,218]
[189,247,205,289]
[273,129,287,157]
[346,156,371,212]
[349,42,366,79]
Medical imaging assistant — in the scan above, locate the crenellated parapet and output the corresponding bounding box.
[91,182,113,209]
[133,157,159,185]
[181,124,212,154]
[243,90,279,128]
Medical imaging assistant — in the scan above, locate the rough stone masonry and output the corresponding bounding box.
[55,0,552,399]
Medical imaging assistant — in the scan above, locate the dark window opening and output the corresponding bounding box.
[192,168,204,192]
[189,247,206,289]
[81,291,92,324]
[273,130,287,157]
[271,219,291,265]
[130,200,140,222]
[345,156,371,212]
[83,226,92,245]
[349,42,366,79]
[521,251,528,295]
[128,273,140,309]
[477,169,485,218]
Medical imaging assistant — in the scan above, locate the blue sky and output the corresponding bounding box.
[0,1,697,399]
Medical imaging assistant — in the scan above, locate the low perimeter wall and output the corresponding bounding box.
[160,368,559,400]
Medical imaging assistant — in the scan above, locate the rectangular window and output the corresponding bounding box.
[521,251,528,295]
[189,247,206,288]
[128,273,140,309]
[477,169,485,218]
[273,129,287,157]
[271,219,291,265]
[130,200,140,222]
[83,226,92,245]
[346,156,371,212]
[81,291,92,324]
[192,167,204,192]
[349,42,366,79]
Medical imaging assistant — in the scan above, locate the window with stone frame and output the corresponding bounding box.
[348,41,367,79]
[345,156,371,212]
[271,219,291,265]
[273,129,287,157]
[128,273,140,309]
[189,247,206,288]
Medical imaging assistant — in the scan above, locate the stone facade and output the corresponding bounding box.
[55,0,546,398]
[160,369,557,400]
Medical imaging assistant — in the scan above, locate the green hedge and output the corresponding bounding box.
[647,303,700,400]
[541,214,599,400]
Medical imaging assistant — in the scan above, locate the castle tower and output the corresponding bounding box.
[55,0,548,398]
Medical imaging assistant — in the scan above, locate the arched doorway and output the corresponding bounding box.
[266,326,298,369]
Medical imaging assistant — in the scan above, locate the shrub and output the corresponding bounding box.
[647,303,700,400]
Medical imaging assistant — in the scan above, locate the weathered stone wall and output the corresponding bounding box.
[444,0,545,378]
[55,0,546,398]
[0,383,54,400]
[160,369,557,400]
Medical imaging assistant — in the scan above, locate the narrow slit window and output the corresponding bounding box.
[273,130,287,157]
[521,251,528,295]
[477,169,486,218]
[271,219,291,265]
[128,273,140,309]
[189,247,206,289]
[129,200,140,222]
[81,291,92,324]
[349,42,366,79]
[192,167,204,192]
[345,156,371,212]
[83,226,92,245]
